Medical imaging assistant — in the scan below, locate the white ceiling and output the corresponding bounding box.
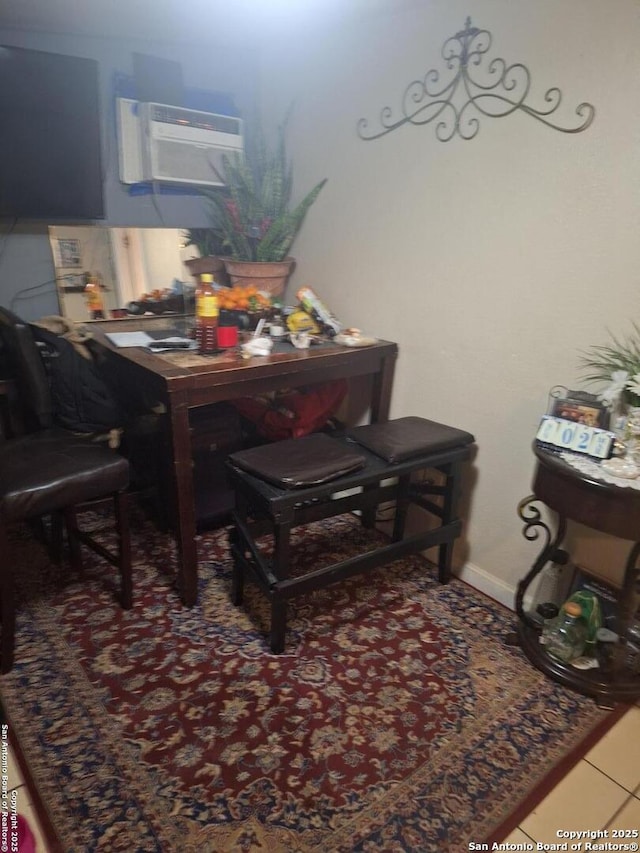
[0,0,416,46]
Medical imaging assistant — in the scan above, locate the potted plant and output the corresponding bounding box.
[580,324,640,461]
[200,115,327,295]
[580,324,640,409]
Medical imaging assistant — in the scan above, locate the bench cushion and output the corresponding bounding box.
[228,433,366,489]
[348,416,474,463]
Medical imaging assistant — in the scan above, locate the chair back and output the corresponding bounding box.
[0,307,53,432]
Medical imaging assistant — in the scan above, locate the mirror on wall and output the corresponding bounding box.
[48,225,200,322]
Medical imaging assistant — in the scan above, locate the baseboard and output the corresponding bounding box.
[454,560,517,611]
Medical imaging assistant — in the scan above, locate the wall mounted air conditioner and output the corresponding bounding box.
[116,98,243,186]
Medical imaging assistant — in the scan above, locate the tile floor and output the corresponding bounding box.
[5,704,640,851]
[505,703,640,849]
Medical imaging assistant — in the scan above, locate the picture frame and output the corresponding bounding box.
[55,238,82,269]
[550,391,609,430]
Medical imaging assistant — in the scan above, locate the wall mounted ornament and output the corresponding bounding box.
[357,17,595,143]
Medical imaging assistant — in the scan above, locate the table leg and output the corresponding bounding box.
[617,542,640,641]
[361,351,397,527]
[362,351,397,528]
[270,599,287,654]
[230,495,249,606]
[167,395,199,607]
[369,349,397,424]
[437,460,463,584]
[392,475,411,541]
[516,495,567,629]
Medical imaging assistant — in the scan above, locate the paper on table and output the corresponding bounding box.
[105,331,154,347]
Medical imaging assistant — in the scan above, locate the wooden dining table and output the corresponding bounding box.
[92,325,398,606]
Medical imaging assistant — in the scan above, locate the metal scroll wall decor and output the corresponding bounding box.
[357,17,595,142]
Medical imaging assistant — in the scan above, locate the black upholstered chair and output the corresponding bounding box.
[0,307,132,673]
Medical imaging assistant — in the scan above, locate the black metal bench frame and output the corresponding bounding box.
[227,435,472,653]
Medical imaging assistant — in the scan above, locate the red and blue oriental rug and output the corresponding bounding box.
[0,512,623,852]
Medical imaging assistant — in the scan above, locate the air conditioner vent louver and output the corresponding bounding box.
[155,139,231,185]
[147,104,242,136]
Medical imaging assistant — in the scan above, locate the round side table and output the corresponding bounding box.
[517,444,640,704]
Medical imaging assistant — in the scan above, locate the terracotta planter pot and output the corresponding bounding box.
[184,256,230,287]
[222,258,295,297]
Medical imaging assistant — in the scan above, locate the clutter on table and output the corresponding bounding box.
[111,279,380,360]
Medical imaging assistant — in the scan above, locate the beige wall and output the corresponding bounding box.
[258,0,640,606]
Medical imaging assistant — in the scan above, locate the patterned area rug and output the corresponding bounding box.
[0,512,622,852]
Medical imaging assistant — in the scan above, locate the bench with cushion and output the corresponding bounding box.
[226,417,475,653]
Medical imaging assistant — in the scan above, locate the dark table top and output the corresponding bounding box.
[532,443,640,540]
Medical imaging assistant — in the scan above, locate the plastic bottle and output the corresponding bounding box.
[544,602,588,663]
[536,602,560,646]
[195,274,219,353]
[595,627,619,670]
[269,309,286,340]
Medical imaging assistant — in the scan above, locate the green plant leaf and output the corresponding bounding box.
[579,323,640,407]
[183,227,225,257]
[196,113,326,262]
[256,179,327,262]
[580,323,640,380]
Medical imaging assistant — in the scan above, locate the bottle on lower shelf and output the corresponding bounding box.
[543,602,588,663]
[536,601,560,643]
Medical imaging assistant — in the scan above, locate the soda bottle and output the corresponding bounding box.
[195,274,219,353]
[544,602,588,663]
